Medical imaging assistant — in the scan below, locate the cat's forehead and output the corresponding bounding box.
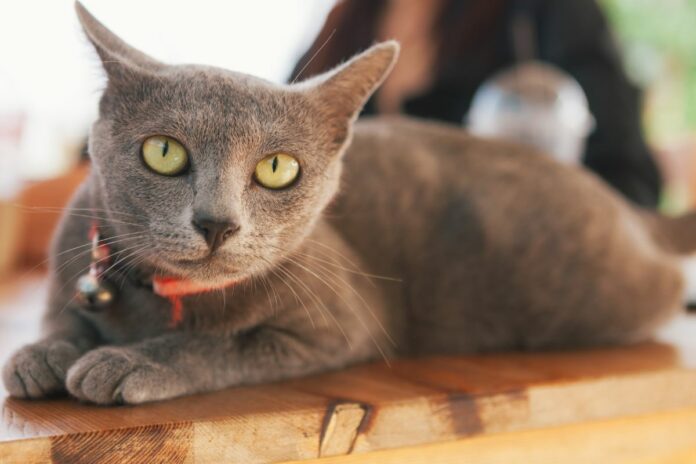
[138,65,292,115]
[104,65,308,145]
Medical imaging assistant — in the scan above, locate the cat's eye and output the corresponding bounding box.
[142,135,189,176]
[254,153,300,189]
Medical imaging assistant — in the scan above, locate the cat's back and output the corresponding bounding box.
[348,115,604,187]
[340,115,628,239]
[335,115,611,277]
[333,116,670,353]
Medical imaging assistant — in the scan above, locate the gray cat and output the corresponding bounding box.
[2,3,694,405]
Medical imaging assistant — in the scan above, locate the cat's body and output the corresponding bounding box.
[336,117,683,353]
[2,4,692,404]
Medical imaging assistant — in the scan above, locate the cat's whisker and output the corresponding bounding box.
[267,263,316,329]
[304,256,397,349]
[265,239,363,281]
[52,241,144,288]
[57,292,79,316]
[71,214,146,227]
[284,255,390,362]
[59,245,145,292]
[256,273,278,316]
[304,238,369,274]
[16,231,147,280]
[291,28,336,84]
[264,242,397,348]
[116,250,153,290]
[267,273,283,315]
[261,257,309,322]
[278,262,330,326]
[89,208,148,219]
[295,250,402,283]
[54,242,150,299]
[52,233,148,277]
[250,273,258,298]
[57,243,147,314]
[26,211,145,228]
[96,245,153,286]
[59,230,147,256]
[264,243,383,347]
[220,284,227,319]
[257,274,273,312]
[269,273,283,311]
[276,262,353,349]
[13,205,147,227]
[17,205,149,220]
[262,264,286,314]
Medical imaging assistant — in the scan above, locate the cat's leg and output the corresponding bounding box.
[65,326,371,405]
[2,186,108,398]
[2,311,99,399]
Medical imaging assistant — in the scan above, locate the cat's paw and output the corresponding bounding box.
[66,347,184,405]
[2,340,81,399]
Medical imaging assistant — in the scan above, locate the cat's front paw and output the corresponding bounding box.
[66,347,185,405]
[2,340,81,399]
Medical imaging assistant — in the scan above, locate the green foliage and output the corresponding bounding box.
[602,0,696,59]
[601,0,696,137]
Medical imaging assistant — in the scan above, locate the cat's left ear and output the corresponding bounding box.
[75,2,164,83]
[302,41,399,124]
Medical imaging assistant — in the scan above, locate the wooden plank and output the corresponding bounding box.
[280,407,696,464]
[3,275,696,462]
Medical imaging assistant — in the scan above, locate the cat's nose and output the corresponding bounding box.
[192,216,240,252]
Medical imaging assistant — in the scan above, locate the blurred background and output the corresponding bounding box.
[603,0,696,213]
[1,0,696,277]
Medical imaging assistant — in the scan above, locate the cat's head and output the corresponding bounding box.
[75,3,398,285]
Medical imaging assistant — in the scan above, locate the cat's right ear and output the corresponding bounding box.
[299,41,399,139]
[75,2,164,83]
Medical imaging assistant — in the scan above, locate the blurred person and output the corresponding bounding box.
[291,0,662,207]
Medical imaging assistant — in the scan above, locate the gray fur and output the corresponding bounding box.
[2,3,691,404]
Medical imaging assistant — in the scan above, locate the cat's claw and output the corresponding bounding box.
[66,347,183,405]
[2,340,80,399]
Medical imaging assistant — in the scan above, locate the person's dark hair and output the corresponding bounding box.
[291,0,507,82]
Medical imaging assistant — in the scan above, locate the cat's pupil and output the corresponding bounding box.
[162,140,169,157]
[272,156,278,173]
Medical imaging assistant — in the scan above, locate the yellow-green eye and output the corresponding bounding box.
[142,135,189,176]
[254,153,300,189]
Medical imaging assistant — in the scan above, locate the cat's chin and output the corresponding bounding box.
[163,267,249,289]
[150,256,247,287]
[174,255,228,269]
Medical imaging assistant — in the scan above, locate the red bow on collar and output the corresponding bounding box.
[153,277,239,326]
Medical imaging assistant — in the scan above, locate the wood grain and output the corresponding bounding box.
[2,274,696,463]
[284,407,696,464]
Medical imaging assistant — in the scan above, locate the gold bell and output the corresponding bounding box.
[75,273,116,310]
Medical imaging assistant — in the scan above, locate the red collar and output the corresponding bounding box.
[152,276,238,298]
[152,276,239,327]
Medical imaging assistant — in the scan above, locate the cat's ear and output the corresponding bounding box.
[304,41,399,122]
[75,2,164,82]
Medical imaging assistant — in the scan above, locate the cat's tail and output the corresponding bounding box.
[641,210,696,255]
[641,210,696,302]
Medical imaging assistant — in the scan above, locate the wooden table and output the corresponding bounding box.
[2,273,696,463]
